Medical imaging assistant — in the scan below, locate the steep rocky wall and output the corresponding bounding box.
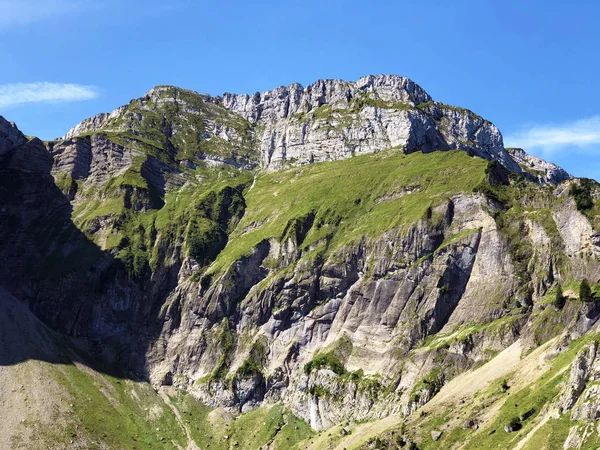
[144,180,600,428]
[64,74,522,174]
[508,147,571,184]
[221,75,520,172]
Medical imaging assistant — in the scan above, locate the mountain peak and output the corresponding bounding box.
[61,74,529,174]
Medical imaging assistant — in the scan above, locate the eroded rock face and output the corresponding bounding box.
[64,74,521,173]
[62,106,128,140]
[557,342,600,424]
[143,195,522,427]
[221,75,431,122]
[221,75,520,172]
[508,147,571,184]
[140,174,600,428]
[559,343,598,413]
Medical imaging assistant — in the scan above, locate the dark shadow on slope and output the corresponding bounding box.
[0,138,171,380]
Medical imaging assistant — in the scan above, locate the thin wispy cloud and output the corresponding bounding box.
[0,0,162,30]
[505,116,600,155]
[0,82,99,109]
[0,0,86,29]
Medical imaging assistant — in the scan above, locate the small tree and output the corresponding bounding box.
[580,279,593,302]
[554,285,565,309]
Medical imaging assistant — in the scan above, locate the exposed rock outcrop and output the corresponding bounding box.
[507,147,571,184]
[0,117,27,155]
[559,343,598,413]
[65,75,522,173]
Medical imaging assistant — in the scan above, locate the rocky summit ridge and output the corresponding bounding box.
[64,74,524,174]
[3,75,600,450]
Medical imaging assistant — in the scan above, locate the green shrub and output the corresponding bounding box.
[554,285,565,309]
[506,416,522,432]
[569,179,594,211]
[349,369,364,382]
[304,352,345,375]
[580,279,594,302]
[235,339,267,379]
[236,358,261,378]
[308,385,331,398]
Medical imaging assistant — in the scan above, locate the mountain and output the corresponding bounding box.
[2,74,600,449]
[62,75,520,172]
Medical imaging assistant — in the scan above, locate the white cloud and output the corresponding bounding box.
[0,0,85,28]
[505,116,600,155]
[0,82,99,109]
[0,0,171,30]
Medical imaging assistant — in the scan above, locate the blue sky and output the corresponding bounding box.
[1,0,600,179]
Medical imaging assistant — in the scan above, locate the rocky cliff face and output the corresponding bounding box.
[3,75,600,448]
[221,75,521,172]
[65,74,521,173]
[507,146,571,184]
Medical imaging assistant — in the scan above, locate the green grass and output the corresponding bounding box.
[270,408,316,449]
[208,149,488,275]
[69,164,251,280]
[520,414,572,450]
[74,197,125,224]
[435,228,480,253]
[170,394,314,450]
[460,333,600,449]
[401,334,600,450]
[40,360,313,450]
[229,404,286,450]
[168,392,227,449]
[53,173,76,194]
[304,351,346,375]
[420,313,526,351]
[530,306,565,345]
[103,155,148,190]
[76,86,259,164]
[51,363,186,449]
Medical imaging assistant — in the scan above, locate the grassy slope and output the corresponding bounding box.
[24,148,489,449]
[79,87,258,163]
[302,334,600,450]
[49,362,187,450]
[208,149,488,274]
[169,392,314,450]
[63,146,489,283]
[7,358,314,450]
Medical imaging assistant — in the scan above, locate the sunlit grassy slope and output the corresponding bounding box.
[209,149,488,274]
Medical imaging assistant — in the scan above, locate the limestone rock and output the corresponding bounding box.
[221,75,521,172]
[559,343,597,413]
[64,74,523,174]
[507,147,571,184]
